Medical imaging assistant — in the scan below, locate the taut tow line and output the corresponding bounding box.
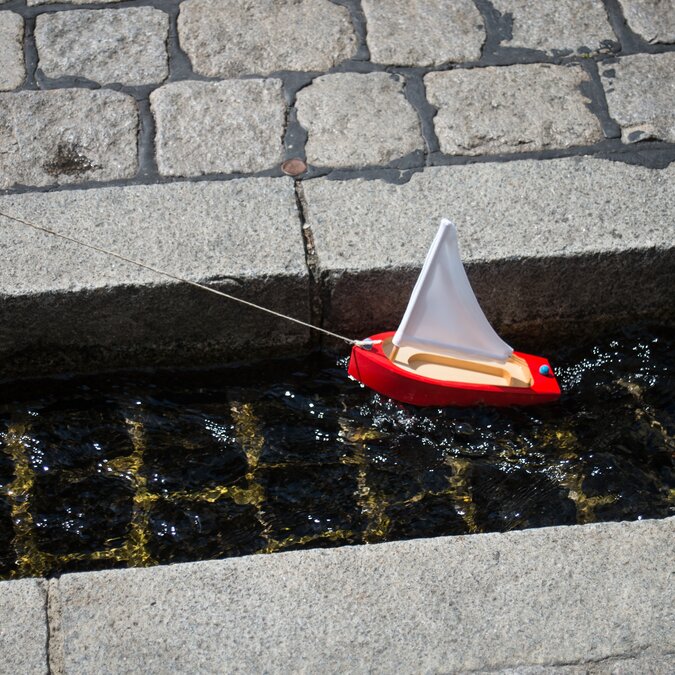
[0,209,376,347]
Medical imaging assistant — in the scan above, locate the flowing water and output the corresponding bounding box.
[0,324,672,579]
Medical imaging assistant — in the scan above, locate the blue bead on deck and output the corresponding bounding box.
[539,364,551,376]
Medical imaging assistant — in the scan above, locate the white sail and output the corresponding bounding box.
[392,219,513,362]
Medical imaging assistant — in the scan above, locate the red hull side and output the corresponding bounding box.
[348,331,561,407]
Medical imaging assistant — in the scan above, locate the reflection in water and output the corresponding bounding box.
[0,324,672,578]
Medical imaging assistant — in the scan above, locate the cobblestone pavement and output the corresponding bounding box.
[0,0,673,190]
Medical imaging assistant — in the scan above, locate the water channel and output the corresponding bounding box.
[0,323,672,579]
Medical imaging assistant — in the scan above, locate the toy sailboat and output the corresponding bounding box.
[348,219,561,407]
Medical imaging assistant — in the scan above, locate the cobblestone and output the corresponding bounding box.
[362,0,484,66]
[491,0,614,53]
[425,64,602,156]
[296,72,423,168]
[0,89,137,189]
[0,12,23,91]
[178,0,356,77]
[601,52,675,144]
[35,8,169,86]
[618,0,675,44]
[151,79,285,177]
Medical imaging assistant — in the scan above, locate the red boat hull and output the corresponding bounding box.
[348,332,561,407]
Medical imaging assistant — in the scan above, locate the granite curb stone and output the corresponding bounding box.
[601,52,675,144]
[151,79,285,177]
[178,0,357,77]
[0,12,23,92]
[362,0,485,66]
[0,579,48,674]
[491,0,614,53]
[618,0,675,44]
[296,72,423,168]
[488,652,675,674]
[0,88,137,189]
[0,180,305,293]
[35,7,169,86]
[425,64,603,156]
[302,158,675,337]
[46,518,675,673]
[0,179,309,374]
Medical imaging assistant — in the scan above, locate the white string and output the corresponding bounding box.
[0,209,372,347]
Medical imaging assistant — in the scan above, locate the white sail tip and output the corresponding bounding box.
[439,218,457,233]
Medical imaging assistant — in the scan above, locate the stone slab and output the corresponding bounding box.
[296,72,423,168]
[362,0,484,66]
[0,579,48,675]
[151,79,285,177]
[618,0,675,43]
[302,158,675,338]
[488,652,675,674]
[425,64,602,156]
[491,0,614,53]
[35,7,169,86]
[178,0,356,77]
[0,12,23,91]
[0,88,137,189]
[48,518,675,674]
[601,52,675,144]
[0,179,309,376]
